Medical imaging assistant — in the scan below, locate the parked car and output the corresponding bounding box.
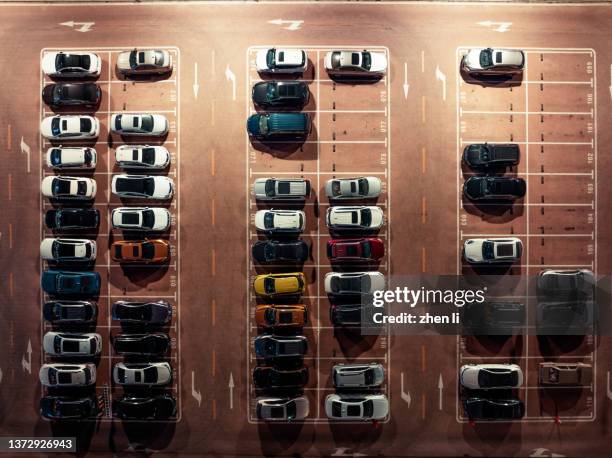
[46,147,96,169]
[112,333,170,356]
[463,397,525,420]
[253,272,306,298]
[43,300,98,325]
[40,395,98,421]
[254,335,308,360]
[111,113,168,136]
[43,332,102,357]
[325,177,382,199]
[463,176,526,201]
[41,176,96,200]
[536,301,593,335]
[114,395,176,420]
[116,49,173,75]
[256,304,307,329]
[113,362,172,386]
[325,272,385,296]
[39,363,96,387]
[112,175,174,199]
[537,269,595,298]
[539,362,593,386]
[324,50,387,76]
[332,363,385,388]
[325,394,389,421]
[247,113,310,140]
[461,48,525,75]
[251,240,309,264]
[462,301,525,335]
[462,143,520,170]
[42,51,101,78]
[111,207,171,231]
[45,208,100,231]
[252,81,310,109]
[253,366,309,390]
[256,48,308,74]
[326,206,384,231]
[256,396,309,421]
[254,209,305,235]
[112,301,172,326]
[40,115,100,139]
[40,238,96,263]
[41,270,101,296]
[42,83,101,109]
[327,238,384,262]
[110,239,170,263]
[114,145,170,169]
[463,238,523,264]
[330,304,377,328]
[460,364,523,389]
[253,178,310,200]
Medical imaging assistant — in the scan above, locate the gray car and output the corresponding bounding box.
[253,178,310,200]
[256,396,309,421]
[332,363,385,388]
[43,332,102,357]
[325,177,381,199]
[325,394,389,421]
[113,362,172,386]
[461,48,525,75]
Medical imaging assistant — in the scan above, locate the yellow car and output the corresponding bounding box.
[253,272,306,298]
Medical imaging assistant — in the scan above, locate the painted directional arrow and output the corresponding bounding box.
[191,370,202,407]
[60,21,95,33]
[435,65,447,102]
[20,136,30,173]
[225,65,236,101]
[609,64,612,99]
[400,372,411,408]
[607,371,612,400]
[21,339,32,374]
[228,373,235,409]
[267,19,304,31]
[193,62,200,99]
[477,21,512,33]
[438,373,444,410]
[0,367,3,384]
[403,62,409,99]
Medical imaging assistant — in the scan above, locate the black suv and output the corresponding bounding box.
[253,366,309,390]
[45,208,100,230]
[112,333,170,356]
[251,240,309,264]
[463,143,520,170]
[463,397,524,420]
[252,81,310,109]
[114,395,176,420]
[40,395,98,420]
[463,176,526,201]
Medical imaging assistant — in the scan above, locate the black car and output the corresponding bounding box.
[42,83,101,109]
[43,300,98,325]
[463,176,526,201]
[462,143,520,170]
[112,333,170,356]
[463,397,524,421]
[45,208,100,230]
[112,301,172,325]
[330,304,377,328]
[252,81,310,109]
[462,301,525,335]
[251,240,309,264]
[40,395,98,420]
[253,366,309,389]
[114,395,176,420]
[537,269,595,299]
[536,301,593,335]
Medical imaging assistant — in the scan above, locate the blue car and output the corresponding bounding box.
[41,270,101,296]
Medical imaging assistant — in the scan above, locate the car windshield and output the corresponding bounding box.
[362,52,372,70]
[47,368,58,385]
[258,116,269,135]
[143,367,158,383]
[140,116,154,132]
[142,210,155,228]
[360,209,372,226]
[50,149,62,165]
[265,180,276,197]
[479,369,517,387]
[331,181,341,197]
[129,51,138,69]
[285,401,297,420]
[479,49,493,68]
[77,181,88,195]
[362,400,374,418]
[264,212,275,229]
[266,49,275,68]
[54,178,71,195]
[332,401,342,417]
[264,243,276,261]
[141,242,156,259]
[482,241,495,260]
[264,308,276,324]
[144,178,155,196]
[51,118,61,136]
[264,278,276,294]
[358,179,369,196]
[267,83,278,100]
[80,118,92,132]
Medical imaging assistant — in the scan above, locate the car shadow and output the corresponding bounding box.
[462,196,524,223]
[327,74,384,85]
[460,68,524,87]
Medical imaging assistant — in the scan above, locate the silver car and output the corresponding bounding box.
[43,332,102,357]
[460,364,523,389]
[45,147,97,169]
[111,114,168,136]
[324,272,386,296]
[40,238,97,262]
[111,207,171,231]
[326,206,384,231]
[39,363,96,387]
[324,50,387,76]
[115,145,170,169]
[332,363,385,388]
[325,394,389,421]
[116,49,173,75]
[253,178,310,200]
[113,362,172,386]
[463,238,523,264]
[256,396,309,421]
[461,48,525,75]
[325,177,381,199]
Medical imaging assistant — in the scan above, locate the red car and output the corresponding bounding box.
[327,238,384,261]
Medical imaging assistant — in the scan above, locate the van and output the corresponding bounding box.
[247,113,310,140]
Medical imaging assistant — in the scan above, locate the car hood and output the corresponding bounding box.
[40,117,55,136]
[464,239,485,262]
[460,366,480,388]
[369,53,388,73]
[152,178,173,198]
[252,179,267,196]
[463,49,483,70]
[252,83,269,103]
[255,50,269,70]
[116,51,131,70]
[247,115,261,135]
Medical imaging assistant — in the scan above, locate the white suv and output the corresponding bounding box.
[255,209,305,235]
[463,238,523,264]
[256,48,308,74]
[111,207,171,231]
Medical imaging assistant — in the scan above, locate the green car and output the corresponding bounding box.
[247,113,310,140]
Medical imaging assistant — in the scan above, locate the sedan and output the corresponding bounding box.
[251,240,309,264]
[327,238,384,262]
[40,238,96,263]
[112,207,171,231]
[463,238,523,264]
[254,335,308,360]
[325,394,389,421]
[111,114,168,136]
[45,208,100,231]
[539,362,593,386]
[332,363,385,388]
[463,397,524,421]
[46,147,96,169]
[253,178,310,200]
[43,332,102,357]
[324,50,387,76]
[536,269,595,298]
[41,176,96,200]
[114,395,176,420]
[461,48,525,75]
[115,145,171,169]
[253,366,309,390]
[41,270,101,296]
[252,81,310,109]
[40,115,100,139]
[460,364,523,389]
[113,362,172,386]
[256,304,307,329]
[255,48,308,74]
[111,239,170,263]
[42,51,101,78]
[42,83,101,109]
[326,206,384,231]
[324,272,385,296]
[116,49,173,75]
[43,300,98,325]
[112,175,174,199]
[253,272,306,298]
[254,209,305,235]
[40,396,99,421]
[113,333,170,356]
[463,176,526,201]
[256,397,309,421]
[325,177,381,199]
[330,304,377,328]
[39,363,96,387]
[112,300,172,325]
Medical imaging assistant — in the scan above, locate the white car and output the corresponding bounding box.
[256,397,309,421]
[41,176,96,200]
[255,209,305,235]
[42,51,101,78]
[39,363,96,387]
[45,147,97,169]
[325,177,381,199]
[324,272,385,296]
[463,238,523,264]
[40,238,97,262]
[324,50,387,76]
[111,113,168,136]
[113,362,172,386]
[332,363,385,388]
[461,48,525,75]
[256,48,308,74]
[325,394,389,421]
[40,115,100,139]
[43,332,102,357]
[460,364,524,389]
[115,145,170,169]
[111,207,171,231]
[116,49,173,75]
[111,175,174,200]
[326,206,384,231]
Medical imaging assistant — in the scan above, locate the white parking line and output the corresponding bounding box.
[461,109,593,116]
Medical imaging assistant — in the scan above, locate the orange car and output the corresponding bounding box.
[111,239,170,263]
[256,304,308,329]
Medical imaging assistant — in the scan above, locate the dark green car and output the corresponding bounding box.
[247,113,310,140]
[252,81,310,109]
